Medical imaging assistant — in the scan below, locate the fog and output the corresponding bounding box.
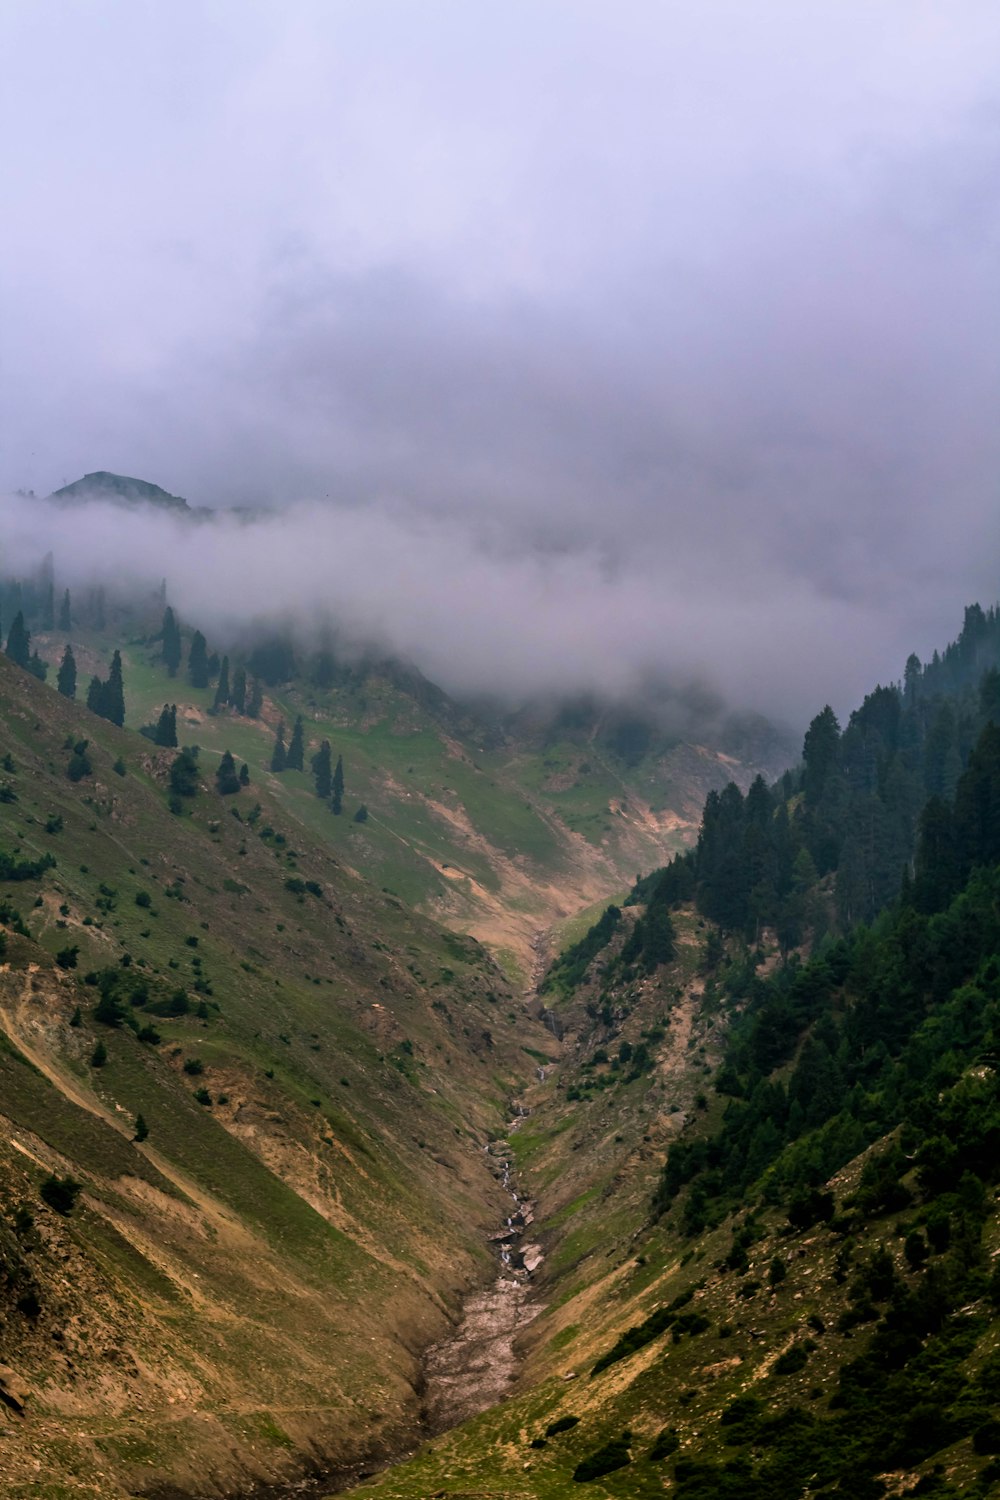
[2,2,998,729]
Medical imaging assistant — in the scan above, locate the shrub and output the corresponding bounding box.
[573,1434,632,1482]
[40,1174,82,1215]
[55,945,79,970]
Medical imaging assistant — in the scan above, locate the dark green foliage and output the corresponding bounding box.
[194,1087,212,1106]
[54,945,79,969]
[153,705,177,747]
[591,1291,695,1374]
[161,606,181,676]
[648,1428,681,1461]
[182,1057,204,1075]
[86,650,126,726]
[248,636,295,685]
[572,1434,632,1482]
[246,675,263,718]
[230,664,247,713]
[545,1415,580,1436]
[270,722,287,772]
[286,715,304,771]
[188,629,209,688]
[40,1174,82,1215]
[215,749,241,795]
[239,762,249,786]
[541,904,621,996]
[169,748,199,798]
[58,588,71,631]
[331,753,344,814]
[311,739,332,798]
[90,1038,108,1067]
[0,848,55,882]
[353,803,368,823]
[66,738,92,781]
[5,611,30,668]
[133,1113,148,1142]
[57,643,76,698]
[213,655,230,710]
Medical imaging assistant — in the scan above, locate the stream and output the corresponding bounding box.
[420,1113,544,1433]
[229,1103,546,1499]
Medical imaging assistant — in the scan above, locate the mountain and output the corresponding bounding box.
[0,651,555,1495]
[5,527,999,1497]
[49,471,193,513]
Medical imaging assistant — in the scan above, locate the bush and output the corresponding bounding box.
[545,1416,580,1437]
[573,1435,632,1482]
[182,1057,204,1075]
[40,1174,82,1215]
[55,945,79,970]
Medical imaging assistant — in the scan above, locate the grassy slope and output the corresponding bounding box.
[0,652,557,1497]
[345,911,1000,1499]
[43,623,788,979]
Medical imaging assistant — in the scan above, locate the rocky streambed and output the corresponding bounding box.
[420,1124,544,1433]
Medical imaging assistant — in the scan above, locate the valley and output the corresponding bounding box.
[1,580,999,1500]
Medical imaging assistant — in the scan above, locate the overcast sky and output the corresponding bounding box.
[2,2,998,728]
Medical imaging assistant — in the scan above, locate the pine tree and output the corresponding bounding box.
[41,579,55,631]
[215,749,241,795]
[86,676,104,715]
[57,644,77,699]
[311,739,332,799]
[213,655,230,711]
[188,630,209,688]
[161,607,181,677]
[239,762,250,786]
[331,753,344,815]
[286,715,305,771]
[230,665,247,714]
[133,1113,149,1142]
[105,650,125,726]
[246,675,262,718]
[154,705,177,747]
[58,589,71,631]
[5,611,31,669]
[270,722,287,772]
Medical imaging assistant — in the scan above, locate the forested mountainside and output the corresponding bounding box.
[348,603,1000,1500]
[0,526,791,978]
[2,564,999,1499]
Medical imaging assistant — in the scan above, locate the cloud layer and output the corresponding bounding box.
[2,2,998,727]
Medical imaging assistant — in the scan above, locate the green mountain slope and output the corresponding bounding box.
[344,610,1000,1500]
[0,652,559,1497]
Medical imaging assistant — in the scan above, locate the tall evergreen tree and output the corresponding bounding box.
[188,630,209,689]
[58,589,71,631]
[57,644,77,699]
[215,749,241,795]
[247,676,263,718]
[154,705,178,747]
[41,579,55,631]
[331,753,344,815]
[213,655,230,711]
[5,611,31,669]
[311,739,332,799]
[286,715,305,771]
[230,665,247,714]
[270,722,287,772]
[86,675,104,715]
[161,607,181,677]
[105,650,125,726]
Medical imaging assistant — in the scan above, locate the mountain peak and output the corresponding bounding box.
[49,471,190,511]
